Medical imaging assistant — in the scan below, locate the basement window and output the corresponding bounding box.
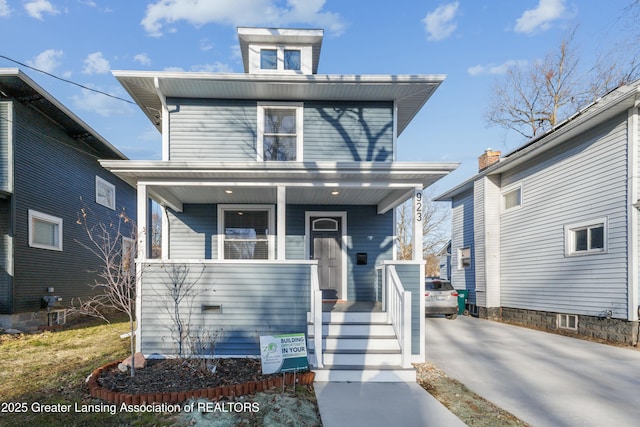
[557,314,578,330]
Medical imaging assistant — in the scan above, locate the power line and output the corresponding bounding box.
[0,54,135,105]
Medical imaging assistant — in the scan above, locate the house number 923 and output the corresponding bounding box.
[415,192,423,222]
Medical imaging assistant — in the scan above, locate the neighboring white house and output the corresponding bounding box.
[436,80,640,345]
[101,27,458,381]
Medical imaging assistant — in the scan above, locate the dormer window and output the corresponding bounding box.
[258,47,303,72]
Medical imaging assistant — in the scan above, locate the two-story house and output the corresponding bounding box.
[0,69,136,331]
[102,27,457,381]
[436,80,640,345]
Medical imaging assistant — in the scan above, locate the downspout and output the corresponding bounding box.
[153,77,170,161]
[628,97,640,333]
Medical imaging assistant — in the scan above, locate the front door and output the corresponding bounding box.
[310,216,342,300]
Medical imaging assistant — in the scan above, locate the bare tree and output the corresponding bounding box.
[396,191,450,272]
[157,263,206,358]
[485,31,584,139]
[73,207,139,376]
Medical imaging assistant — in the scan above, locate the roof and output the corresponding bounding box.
[112,70,446,137]
[237,27,324,74]
[99,160,459,214]
[435,80,640,201]
[0,68,127,160]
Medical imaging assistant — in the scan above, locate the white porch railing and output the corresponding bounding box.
[378,264,412,368]
[309,264,323,368]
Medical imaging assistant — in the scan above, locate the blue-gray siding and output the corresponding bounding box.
[140,262,311,356]
[500,114,628,317]
[304,101,394,161]
[0,198,10,313]
[166,99,394,162]
[450,189,476,303]
[0,102,9,192]
[7,101,136,314]
[166,203,394,302]
[168,99,257,161]
[394,263,422,355]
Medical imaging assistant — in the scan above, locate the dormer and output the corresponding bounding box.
[238,27,324,75]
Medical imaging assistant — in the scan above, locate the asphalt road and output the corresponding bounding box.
[425,316,640,427]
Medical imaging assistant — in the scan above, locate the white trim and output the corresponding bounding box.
[277,186,286,260]
[501,182,522,212]
[305,211,348,301]
[557,313,578,330]
[628,103,639,321]
[250,44,313,74]
[413,188,423,261]
[564,217,608,256]
[95,176,116,210]
[257,102,304,162]
[28,209,63,251]
[457,246,471,270]
[217,204,275,260]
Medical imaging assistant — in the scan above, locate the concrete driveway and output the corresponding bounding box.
[425,316,640,427]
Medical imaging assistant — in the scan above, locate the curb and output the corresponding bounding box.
[86,361,315,404]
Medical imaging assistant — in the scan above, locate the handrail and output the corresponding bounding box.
[385,265,412,368]
[309,264,323,368]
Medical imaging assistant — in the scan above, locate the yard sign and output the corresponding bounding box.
[259,333,308,374]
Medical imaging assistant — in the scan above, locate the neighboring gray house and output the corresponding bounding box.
[436,80,640,345]
[0,69,136,331]
[101,27,457,381]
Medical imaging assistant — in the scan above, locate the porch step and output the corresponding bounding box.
[312,365,417,382]
[307,311,415,382]
[308,322,396,337]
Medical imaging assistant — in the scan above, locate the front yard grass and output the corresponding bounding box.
[0,316,171,426]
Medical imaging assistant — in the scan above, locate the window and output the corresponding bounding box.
[257,103,303,161]
[260,49,277,69]
[284,49,301,70]
[457,247,471,269]
[565,218,607,256]
[219,205,274,260]
[96,176,115,210]
[29,209,62,251]
[258,47,304,72]
[557,314,578,330]
[502,185,522,211]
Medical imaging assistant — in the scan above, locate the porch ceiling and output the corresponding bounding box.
[100,160,459,213]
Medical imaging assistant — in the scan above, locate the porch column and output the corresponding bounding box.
[413,188,423,261]
[277,186,286,260]
[137,183,149,260]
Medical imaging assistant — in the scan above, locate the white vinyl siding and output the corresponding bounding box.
[499,114,628,317]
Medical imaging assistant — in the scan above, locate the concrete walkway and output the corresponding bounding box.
[314,381,466,427]
[425,316,640,427]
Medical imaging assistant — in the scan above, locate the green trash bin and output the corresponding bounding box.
[456,289,469,315]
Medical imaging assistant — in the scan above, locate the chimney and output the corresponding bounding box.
[478,148,501,171]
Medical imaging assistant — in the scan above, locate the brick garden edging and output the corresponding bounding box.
[86,361,315,405]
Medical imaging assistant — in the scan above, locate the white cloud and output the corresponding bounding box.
[141,0,345,37]
[467,59,528,76]
[133,53,152,66]
[82,52,110,74]
[72,86,132,117]
[514,0,565,34]
[0,0,11,17]
[27,49,64,73]
[423,2,459,41]
[24,0,60,20]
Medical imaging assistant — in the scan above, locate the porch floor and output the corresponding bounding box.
[322,301,382,312]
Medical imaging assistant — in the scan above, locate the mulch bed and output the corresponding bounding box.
[88,358,315,404]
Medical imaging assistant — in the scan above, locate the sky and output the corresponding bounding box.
[0,0,637,194]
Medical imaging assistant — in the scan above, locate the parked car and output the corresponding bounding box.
[425,277,458,319]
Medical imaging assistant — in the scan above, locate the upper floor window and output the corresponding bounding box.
[257,103,303,161]
[256,47,306,73]
[96,176,116,210]
[502,185,522,211]
[565,218,607,256]
[260,49,277,70]
[457,247,471,269]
